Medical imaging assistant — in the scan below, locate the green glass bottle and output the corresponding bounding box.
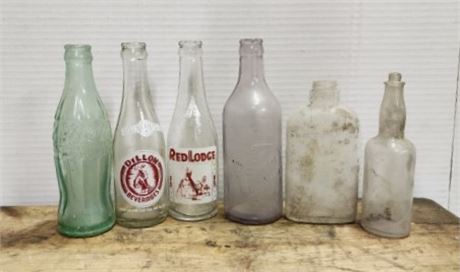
[53,44,115,237]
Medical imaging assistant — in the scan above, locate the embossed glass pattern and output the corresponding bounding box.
[53,44,115,237]
[223,39,282,224]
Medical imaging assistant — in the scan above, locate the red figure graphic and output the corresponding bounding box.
[177,168,211,200]
[132,165,153,193]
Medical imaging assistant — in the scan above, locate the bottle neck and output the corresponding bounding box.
[378,83,406,138]
[64,60,96,91]
[178,55,206,98]
[309,81,339,108]
[122,57,151,104]
[237,55,266,86]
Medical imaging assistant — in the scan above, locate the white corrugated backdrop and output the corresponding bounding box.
[0,0,459,215]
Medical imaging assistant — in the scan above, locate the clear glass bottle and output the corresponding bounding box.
[53,44,115,237]
[361,73,416,238]
[285,81,360,223]
[113,42,168,228]
[223,39,282,225]
[168,40,218,221]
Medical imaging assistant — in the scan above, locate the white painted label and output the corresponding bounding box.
[168,146,217,204]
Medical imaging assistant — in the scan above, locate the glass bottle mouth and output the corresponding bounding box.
[121,42,148,60]
[64,44,92,61]
[239,38,263,56]
[121,42,146,50]
[178,40,203,56]
[313,80,337,90]
[385,72,405,87]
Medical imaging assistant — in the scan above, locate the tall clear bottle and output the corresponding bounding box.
[361,73,416,238]
[53,44,115,237]
[168,40,218,221]
[285,81,360,223]
[223,39,282,224]
[113,42,168,228]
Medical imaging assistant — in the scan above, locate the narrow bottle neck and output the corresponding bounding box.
[378,84,406,138]
[64,60,96,91]
[122,57,151,102]
[178,55,206,99]
[310,83,339,108]
[237,55,266,86]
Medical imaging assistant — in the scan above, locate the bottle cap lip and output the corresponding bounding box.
[385,72,405,86]
[64,44,92,60]
[239,38,264,56]
[313,80,337,90]
[178,40,203,56]
[121,42,147,50]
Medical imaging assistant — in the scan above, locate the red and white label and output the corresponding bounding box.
[119,150,164,208]
[168,146,217,204]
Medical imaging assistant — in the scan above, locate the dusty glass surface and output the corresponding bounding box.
[168,40,218,221]
[361,73,416,238]
[285,81,360,223]
[53,44,115,237]
[113,42,168,228]
[223,39,282,225]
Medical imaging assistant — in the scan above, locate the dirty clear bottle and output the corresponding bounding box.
[53,44,115,237]
[361,73,416,238]
[113,42,168,228]
[223,39,282,224]
[285,81,360,223]
[168,40,218,221]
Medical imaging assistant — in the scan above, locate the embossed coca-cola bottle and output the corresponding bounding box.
[113,42,168,228]
[168,40,218,221]
[53,44,115,237]
[223,39,282,224]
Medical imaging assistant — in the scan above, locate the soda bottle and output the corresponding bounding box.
[168,40,218,221]
[53,44,115,237]
[223,39,283,224]
[113,42,168,228]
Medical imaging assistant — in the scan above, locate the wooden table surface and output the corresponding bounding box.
[1,198,459,272]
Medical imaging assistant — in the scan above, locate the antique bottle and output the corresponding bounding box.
[285,81,360,223]
[168,40,218,221]
[223,38,282,224]
[53,44,115,237]
[113,42,168,228]
[361,73,416,238]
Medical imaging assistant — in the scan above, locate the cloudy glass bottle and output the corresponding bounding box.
[168,40,218,221]
[113,42,168,228]
[361,73,416,238]
[223,39,282,225]
[53,44,115,237]
[285,81,360,223]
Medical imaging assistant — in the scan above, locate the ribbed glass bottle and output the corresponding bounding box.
[53,44,115,237]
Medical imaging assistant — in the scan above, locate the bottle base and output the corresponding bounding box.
[116,214,167,228]
[169,207,218,222]
[360,222,410,239]
[58,216,115,238]
[225,212,281,225]
[285,214,355,224]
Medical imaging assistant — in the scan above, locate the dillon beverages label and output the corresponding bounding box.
[168,146,217,204]
[119,150,164,208]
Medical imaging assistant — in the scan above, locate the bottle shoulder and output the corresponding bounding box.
[365,135,416,154]
[224,84,281,115]
[287,105,359,134]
